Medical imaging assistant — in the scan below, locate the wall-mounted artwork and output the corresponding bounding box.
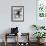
[37,0,46,19]
[11,6,24,22]
[36,0,46,26]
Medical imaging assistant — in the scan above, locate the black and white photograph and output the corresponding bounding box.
[11,6,24,22]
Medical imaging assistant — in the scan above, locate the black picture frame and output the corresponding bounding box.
[11,6,24,22]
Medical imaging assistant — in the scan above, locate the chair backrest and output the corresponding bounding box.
[11,27,18,34]
[18,33,29,42]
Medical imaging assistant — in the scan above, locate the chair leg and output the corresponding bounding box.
[4,33,7,46]
[4,41,7,46]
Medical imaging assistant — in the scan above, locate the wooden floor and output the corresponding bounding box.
[0,42,46,46]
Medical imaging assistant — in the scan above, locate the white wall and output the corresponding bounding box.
[0,0,36,34]
[0,0,37,42]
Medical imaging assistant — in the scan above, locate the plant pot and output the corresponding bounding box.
[40,38,45,43]
[37,39,40,43]
[37,39,45,44]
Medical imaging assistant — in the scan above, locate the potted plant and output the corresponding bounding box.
[32,25,39,30]
[40,26,45,29]
[32,24,45,30]
[33,32,46,43]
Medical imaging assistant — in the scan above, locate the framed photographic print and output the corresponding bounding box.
[11,6,24,22]
[36,0,46,26]
[37,0,46,18]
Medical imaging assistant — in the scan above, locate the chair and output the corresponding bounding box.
[18,33,30,46]
[4,33,18,46]
[4,27,19,46]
